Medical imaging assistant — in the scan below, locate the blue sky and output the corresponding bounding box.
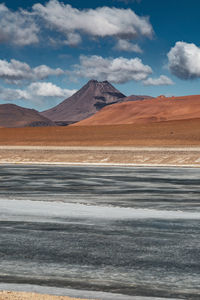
[1,0,200,110]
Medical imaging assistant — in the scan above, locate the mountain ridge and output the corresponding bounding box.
[0,103,55,128]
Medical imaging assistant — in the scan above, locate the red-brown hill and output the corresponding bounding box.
[0,104,55,128]
[74,95,200,126]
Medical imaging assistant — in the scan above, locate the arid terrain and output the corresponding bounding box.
[75,95,200,126]
[0,118,199,146]
[0,118,199,166]
[0,291,89,300]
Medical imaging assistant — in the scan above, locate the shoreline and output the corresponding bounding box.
[1,145,200,150]
[0,145,200,167]
[0,281,182,300]
[0,290,181,300]
[0,291,87,300]
[0,283,183,300]
[0,291,90,300]
[0,161,200,168]
[0,290,180,300]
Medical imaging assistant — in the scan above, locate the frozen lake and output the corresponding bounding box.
[0,165,200,299]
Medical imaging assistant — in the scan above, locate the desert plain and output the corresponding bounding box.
[0,118,200,166]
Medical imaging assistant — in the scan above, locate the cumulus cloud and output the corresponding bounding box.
[0,82,76,102]
[0,3,39,46]
[168,41,200,80]
[143,75,174,86]
[114,39,143,53]
[33,65,64,79]
[0,59,64,84]
[33,0,153,45]
[73,55,152,83]
[0,87,30,101]
[28,82,77,98]
[0,1,153,47]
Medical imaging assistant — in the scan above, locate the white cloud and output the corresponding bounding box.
[0,82,76,102]
[0,2,153,47]
[0,59,64,84]
[168,41,200,79]
[33,0,153,45]
[114,39,143,53]
[0,3,39,46]
[73,55,152,83]
[63,32,82,46]
[0,87,30,101]
[143,75,174,86]
[33,65,64,79]
[28,82,76,98]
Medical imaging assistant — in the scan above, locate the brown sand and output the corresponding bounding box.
[0,291,90,300]
[0,118,199,166]
[0,118,200,147]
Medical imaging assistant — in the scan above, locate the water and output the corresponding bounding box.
[0,165,200,299]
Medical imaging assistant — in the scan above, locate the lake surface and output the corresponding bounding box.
[0,165,200,300]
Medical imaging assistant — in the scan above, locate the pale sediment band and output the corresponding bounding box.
[0,291,90,300]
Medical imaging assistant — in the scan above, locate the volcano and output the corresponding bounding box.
[0,104,55,128]
[41,80,126,125]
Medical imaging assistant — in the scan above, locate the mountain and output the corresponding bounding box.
[0,104,55,128]
[41,80,126,125]
[73,94,200,126]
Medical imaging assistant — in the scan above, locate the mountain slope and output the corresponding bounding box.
[121,95,153,102]
[0,104,55,128]
[73,95,200,126]
[41,80,126,124]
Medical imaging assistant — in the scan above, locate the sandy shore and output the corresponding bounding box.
[0,291,90,300]
[0,146,200,167]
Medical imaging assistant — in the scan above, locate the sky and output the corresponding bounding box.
[1,0,200,110]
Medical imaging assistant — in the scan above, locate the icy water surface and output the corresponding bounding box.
[0,165,200,299]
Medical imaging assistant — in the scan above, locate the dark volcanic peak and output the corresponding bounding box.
[0,103,55,128]
[88,79,98,84]
[41,79,126,123]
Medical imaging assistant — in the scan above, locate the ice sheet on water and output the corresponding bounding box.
[1,199,200,222]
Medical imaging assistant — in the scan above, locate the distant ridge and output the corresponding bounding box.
[0,104,55,128]
[0,80,154,128]
[41,80,126,124]
[120,95,154,102]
